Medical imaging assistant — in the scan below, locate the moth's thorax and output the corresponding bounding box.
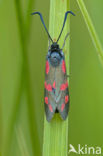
[47,42,64,67]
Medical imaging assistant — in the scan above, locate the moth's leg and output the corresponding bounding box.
[62,32,69,50]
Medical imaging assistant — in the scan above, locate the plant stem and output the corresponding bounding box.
[16,126,29,156]
[3,0,41,155]
[0,94,2,155]
[15,1,41,154]
[25,0,34,40]
[3,64,25,156]
[43,0,70,156]
[77,0,103,66]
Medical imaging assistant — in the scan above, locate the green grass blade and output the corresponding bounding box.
[15,0,41,155]
[77,0,103,65]
[25,0,34,40]
[3,69,25,156]
[15,1,41,155]
[3,0,41,155]
[0,95,2,155]
[43,0,70,156]
[2,1,25,154]
[15,126,29,156]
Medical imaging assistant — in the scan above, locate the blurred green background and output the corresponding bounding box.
[0,0,103,155]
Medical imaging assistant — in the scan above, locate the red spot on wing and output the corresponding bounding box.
[46,84,52,91]
[62,60,66,73]
[45,97,48,104]
[60,83,66,90]
[46,61,49,74]
[45,81,52,92]
[65,95,69,104]
[60,81,68,91]
[53,81,56,89]
[61,103,65,111]
[48,104,53,112]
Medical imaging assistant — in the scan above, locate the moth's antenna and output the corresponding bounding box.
[56,11,75,43]
[31,12,53,43]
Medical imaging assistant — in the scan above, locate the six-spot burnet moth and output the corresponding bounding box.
[32,11,75,122]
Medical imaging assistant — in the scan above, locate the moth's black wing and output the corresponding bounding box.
[57,87,69,120]
[54,57,69,120]
[44,59,57,122]
[44,55,69,121]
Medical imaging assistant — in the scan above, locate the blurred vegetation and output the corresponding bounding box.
[0,0,103,156]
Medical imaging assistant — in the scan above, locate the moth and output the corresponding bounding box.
[32,11,75,121]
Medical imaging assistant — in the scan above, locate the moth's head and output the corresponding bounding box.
[48,42,63,67]
[32,11,75,67]
[51,42,60,52]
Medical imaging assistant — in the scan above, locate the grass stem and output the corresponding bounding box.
[3,0,41,155]
[43,0,70,156]
[77,0,103,65]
